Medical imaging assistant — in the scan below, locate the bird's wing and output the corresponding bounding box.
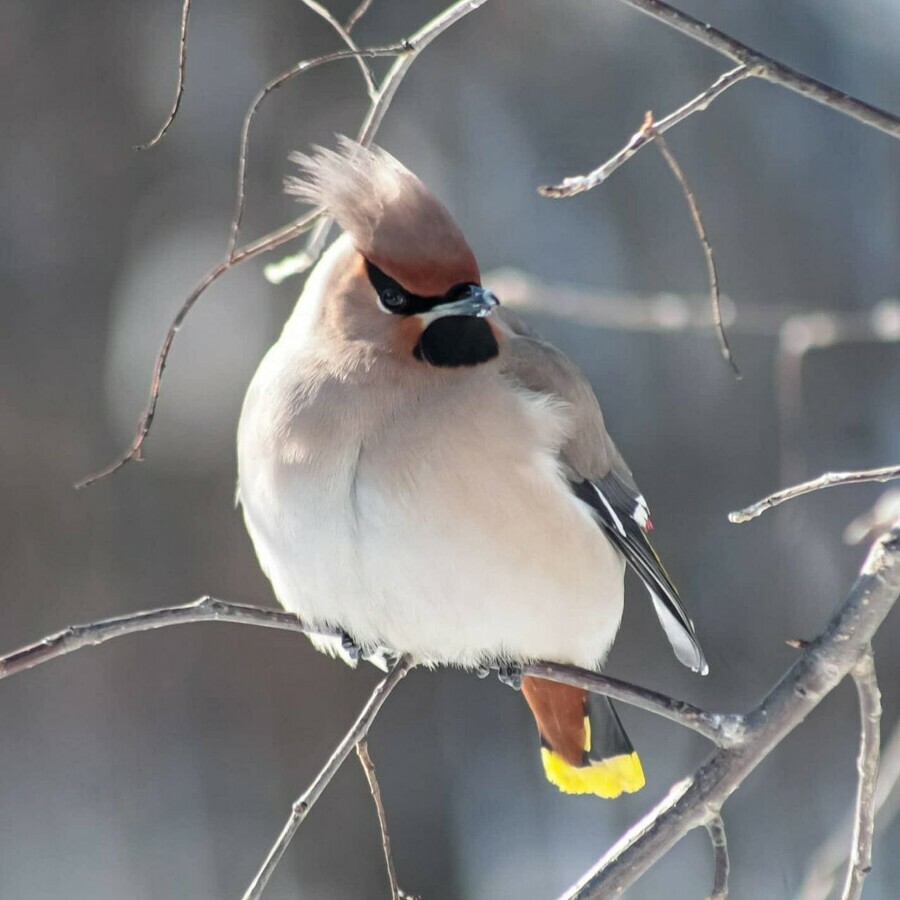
[498,310,707,675]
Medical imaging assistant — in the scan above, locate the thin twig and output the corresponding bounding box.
[0,596,338,680]
[0,598,733,749]
[613,0,900,140]
[345,0,375,32]
[227,42,408,258]
[242,656,413,900]
[522,662,740,747]
[841,649,881,900]
[798,718,900,900]
[135,0,191,150]
[300,0,377,98]
[264,0,492,284]
[539,64,756,198]
[705,816,729,900]
[729,466,900,524]
[646,112,740,376]
[357,739,406,900]
[74,208,319,489]
[80,0,490,487]
[562,526,900,899]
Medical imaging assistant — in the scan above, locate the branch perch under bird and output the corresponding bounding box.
[2,526,898,897]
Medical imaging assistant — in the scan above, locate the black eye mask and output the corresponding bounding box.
[365,260,478,316]
[366,260,499,367]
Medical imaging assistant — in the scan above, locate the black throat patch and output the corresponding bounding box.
[414,316,499,368]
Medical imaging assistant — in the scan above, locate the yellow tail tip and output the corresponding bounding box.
[540,749,645,798]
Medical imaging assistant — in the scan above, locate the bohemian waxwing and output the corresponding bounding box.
[237,138,707,798]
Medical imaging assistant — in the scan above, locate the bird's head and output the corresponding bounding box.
[287,138,500,368]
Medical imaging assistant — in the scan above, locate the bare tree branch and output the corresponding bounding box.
[561,525,900,899]
[78,0,491,488]
[135,0,191,150]
[522,662,739,746]
[345,0,375,33]
[264,0,493,285]
[242,656,413,900]
[705,816,729,900]
[799,719,900,900]
[357,739,408,900]
[0,595,339,680]
[300,0,378,98]
[729,466,900,524]
[539,64,756,198]
[841,649,881,900]
[74,208,320,489]
[227,42,409,258]
[613,0,900,140]
[647,113,740,376]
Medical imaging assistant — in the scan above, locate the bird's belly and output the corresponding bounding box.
[241,408,624,670]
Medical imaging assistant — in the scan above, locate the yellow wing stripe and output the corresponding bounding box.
[540,749,645,798]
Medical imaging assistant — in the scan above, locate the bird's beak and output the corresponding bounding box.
[433,285,499,318]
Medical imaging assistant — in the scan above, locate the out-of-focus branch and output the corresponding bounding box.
[0,596,338,680]
[241,656,413,900]
[77,0,490,488]
[539,64,755,198]
[841,649,881,900]
[300,0,377,98]
[562,526,900,899]
[345,0,374,32]
[613,0,900,140]
[798,719,900,900]
[705,816,729,900]
[357,739,408,900]
[729,467,900,524]
[646,113,739,375]
[135,0,191,150]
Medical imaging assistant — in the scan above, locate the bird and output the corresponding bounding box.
[237,138,707,799]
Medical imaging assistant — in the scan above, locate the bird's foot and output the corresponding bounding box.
[341,630,365,662]
[496,662,523,690]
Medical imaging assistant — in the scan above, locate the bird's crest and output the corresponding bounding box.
[287,138,480,296]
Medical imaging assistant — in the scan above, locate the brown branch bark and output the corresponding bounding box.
[613,0,900,139]
[647,113,740,376]
[539,64,756,198]
[841,649,881,900]
[705,816,729,900]
[0,595,338,680]
[357,739,408,900]
[77,0,491,488]
[135,0,191,150]
[729,466,900,524]
[560,526,900,899]
[241,656,413,900]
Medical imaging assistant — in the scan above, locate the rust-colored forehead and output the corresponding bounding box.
[367,246,480,297]
[364,185,480,295]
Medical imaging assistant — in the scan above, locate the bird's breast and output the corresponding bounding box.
[237,360,624,669]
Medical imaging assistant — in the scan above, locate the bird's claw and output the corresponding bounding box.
[496,662,523,690]
[341,630,364,662]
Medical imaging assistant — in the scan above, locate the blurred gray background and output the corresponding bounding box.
[1,1,898,897]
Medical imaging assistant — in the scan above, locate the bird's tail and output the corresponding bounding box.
[521,676,645,798]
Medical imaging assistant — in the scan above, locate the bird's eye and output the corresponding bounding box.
[380,288,408,313]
